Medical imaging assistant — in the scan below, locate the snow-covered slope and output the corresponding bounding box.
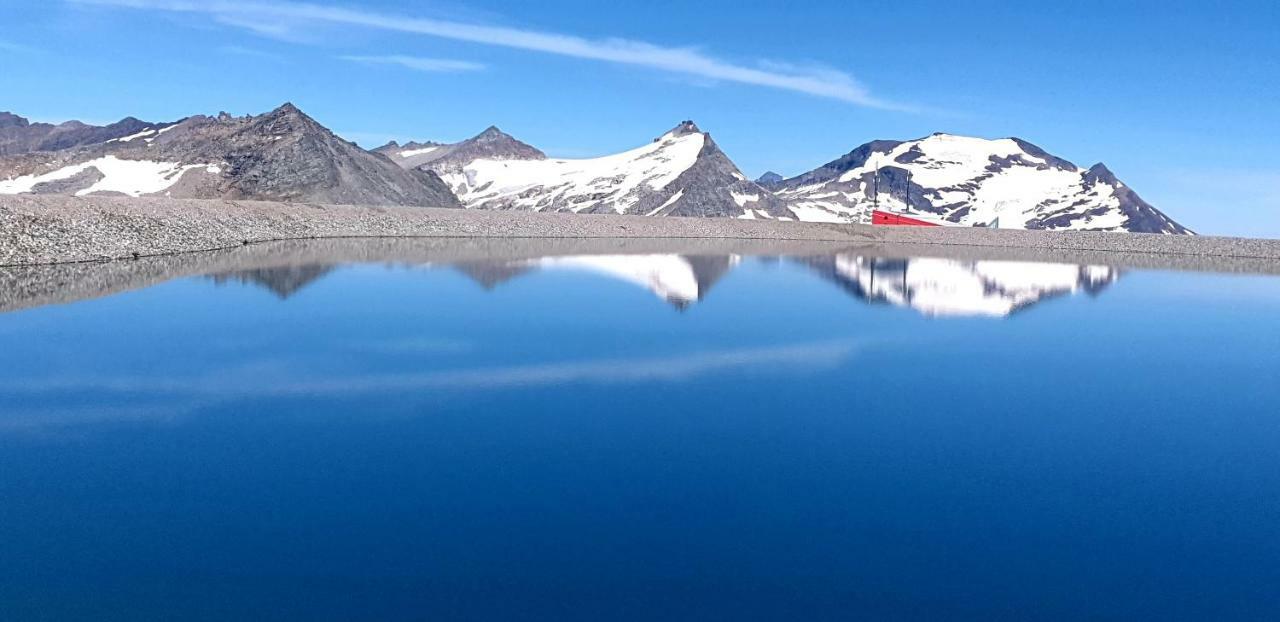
[802,254,1118,317]
[774,133,1188,233]
[401,121,792,218]
[0,155,220,197]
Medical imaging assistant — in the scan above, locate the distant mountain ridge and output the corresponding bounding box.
[0,112,168,157]
[375,126,546,174]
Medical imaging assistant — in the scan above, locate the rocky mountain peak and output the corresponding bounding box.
[756,171,784,185]
[661,120,703,140]
[253,102,330,140]
[1084,162,1119,185]
[475,125,508,140]
[444,126,546,162]
[0,112,30,129]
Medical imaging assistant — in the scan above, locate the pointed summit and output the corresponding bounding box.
[756,171,784,186]
[381,124,545,174]
[659,120,703,141]
[474,125,509,140]
[1084,162,1118,185]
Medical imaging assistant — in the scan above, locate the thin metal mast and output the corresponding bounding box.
[903,170,912,213]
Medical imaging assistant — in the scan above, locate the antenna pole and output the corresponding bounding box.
[904,170,912,213]
[873,164,879,209]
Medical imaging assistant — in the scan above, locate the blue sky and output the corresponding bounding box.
[1,0,1277,236]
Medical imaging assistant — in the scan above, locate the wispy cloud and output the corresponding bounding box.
[69,0,913,110]
[0,39,41,54]
[341,54,486,73]
[218,44,287,61]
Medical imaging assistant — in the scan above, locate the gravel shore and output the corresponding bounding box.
[4,195,1280,267]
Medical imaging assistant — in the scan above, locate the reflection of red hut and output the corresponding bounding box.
[871,209,943,227]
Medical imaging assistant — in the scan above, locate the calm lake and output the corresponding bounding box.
[2,240,1278,620]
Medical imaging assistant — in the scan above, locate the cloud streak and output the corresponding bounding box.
[70,0,910,110]
[0,340,860,399]
[341,54,486,73]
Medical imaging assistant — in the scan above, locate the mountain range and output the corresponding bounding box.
[0,103,1186,233]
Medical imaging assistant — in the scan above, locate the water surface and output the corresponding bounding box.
[2,243,1278,620]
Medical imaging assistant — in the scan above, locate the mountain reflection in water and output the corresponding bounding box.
[6,240,1280,621]
[207,254,1115,317]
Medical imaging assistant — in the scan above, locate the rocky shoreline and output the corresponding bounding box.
[4,195,1280,267]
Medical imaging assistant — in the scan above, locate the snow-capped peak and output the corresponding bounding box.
[771,133,1188,233]
[659,120,703,140]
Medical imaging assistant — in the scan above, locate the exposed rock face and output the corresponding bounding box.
[772,133,1189,233]
[392,120,791,219]
[0,104,460,207]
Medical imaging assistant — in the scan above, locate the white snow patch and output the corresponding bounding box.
[787,203,849,223]
[109,128,157,143]
[399,146,439,158]
[647,188,685,215]
[730,191,758,207]
[0,156,216,197]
